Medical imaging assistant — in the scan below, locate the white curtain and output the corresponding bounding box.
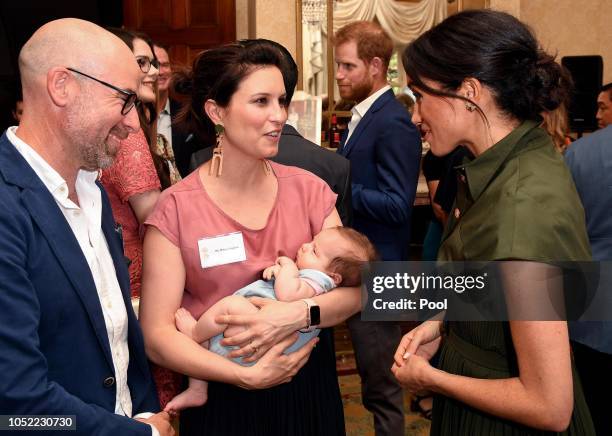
[303,23,327,96]
[333,0,447,45]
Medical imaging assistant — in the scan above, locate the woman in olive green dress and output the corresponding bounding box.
[391,10,595,436]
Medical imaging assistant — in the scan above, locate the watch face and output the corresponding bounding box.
[310,305,321,326]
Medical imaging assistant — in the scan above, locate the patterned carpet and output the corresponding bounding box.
[336,323,431,436]
[339,373,431,435]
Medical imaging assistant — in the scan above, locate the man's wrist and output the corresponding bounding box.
[132,413,160,436]
[148,423,160,436]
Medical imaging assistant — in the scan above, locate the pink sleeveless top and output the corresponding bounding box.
[145,161,337,318]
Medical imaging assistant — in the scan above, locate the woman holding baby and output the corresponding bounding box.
[139,41,362,436]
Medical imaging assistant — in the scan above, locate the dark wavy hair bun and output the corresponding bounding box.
[403,9,572,122]
[529,51,572,113]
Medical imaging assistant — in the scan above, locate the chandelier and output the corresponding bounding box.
[302,0,327,26]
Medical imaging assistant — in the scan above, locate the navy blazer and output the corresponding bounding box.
[337,89,421,261]
[0,133,159,435]
[278,125,353,225]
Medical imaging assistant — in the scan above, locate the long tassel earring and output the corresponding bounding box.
[209,124,224,177]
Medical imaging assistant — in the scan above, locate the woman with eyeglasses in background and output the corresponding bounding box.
[101,28,162,299]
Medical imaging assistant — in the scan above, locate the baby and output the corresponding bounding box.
[165,226,377,413]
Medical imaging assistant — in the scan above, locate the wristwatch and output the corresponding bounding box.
[299,298,320,332]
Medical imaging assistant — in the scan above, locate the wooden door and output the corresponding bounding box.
[123,0,236,67]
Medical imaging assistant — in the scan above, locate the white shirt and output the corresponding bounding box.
[345,85,392,144]
[157,99,172,148]
[7,127,158,435]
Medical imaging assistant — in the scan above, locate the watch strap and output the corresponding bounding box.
[299,298,319,333]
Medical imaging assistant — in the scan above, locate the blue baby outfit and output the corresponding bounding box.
[208,269,335,366]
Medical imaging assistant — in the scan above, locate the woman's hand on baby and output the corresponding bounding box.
[217,298,305,362]
[238,333,319,389]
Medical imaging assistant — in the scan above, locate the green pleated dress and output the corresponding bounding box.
[432,121,596,435]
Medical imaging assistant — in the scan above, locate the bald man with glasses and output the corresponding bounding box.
[66,67,139,115]
[0,18,173,436]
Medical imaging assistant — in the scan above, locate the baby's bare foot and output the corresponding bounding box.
[164,381,209,413]
[175,308,197,339]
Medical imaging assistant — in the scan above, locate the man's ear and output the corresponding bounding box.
[329,272,343,286]
[368,57,384,79]
[204,99,224,125]
[47,67,71,107]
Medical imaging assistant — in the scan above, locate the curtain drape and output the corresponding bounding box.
[333,0,447,45]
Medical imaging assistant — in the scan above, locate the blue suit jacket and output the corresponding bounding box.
[565,126,612,354]
[337,89,422,260]
[0,133,159,434]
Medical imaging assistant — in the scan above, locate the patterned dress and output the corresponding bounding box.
[100,129,160,297]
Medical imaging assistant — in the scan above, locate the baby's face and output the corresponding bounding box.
[296,228,352,271]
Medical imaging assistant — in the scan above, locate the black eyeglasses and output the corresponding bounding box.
[135,56,160,73]
[67,67,138,115]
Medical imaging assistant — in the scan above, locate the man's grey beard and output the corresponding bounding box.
[63,90,120,171]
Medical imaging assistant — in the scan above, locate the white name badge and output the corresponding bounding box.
[198,231,247,268]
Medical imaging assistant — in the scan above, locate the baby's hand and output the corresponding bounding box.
[263,264,281,280]
[275,256,294,266]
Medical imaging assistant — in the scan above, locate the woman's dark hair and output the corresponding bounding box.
[239,39,298,104]
[403,10,572,123]
[107,27,170,188]
[173,42,286,145]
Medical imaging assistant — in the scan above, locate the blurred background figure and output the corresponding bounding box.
[149,43,181,187]
[154,41,198,178]
[541,102,572,152]
[154,42,172,105]
[396,87,415,114]
[421,146,471,261]
[565,125,612,436]
[11,90,23,123]
[334,20,422,436]
[596,82,612,129]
